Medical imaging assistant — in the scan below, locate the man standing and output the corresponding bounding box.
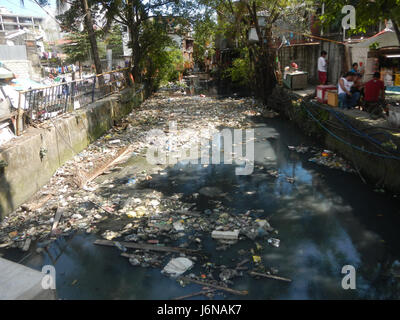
[318,50,328,85]
[364,72,385,118]
[338,72,359,109]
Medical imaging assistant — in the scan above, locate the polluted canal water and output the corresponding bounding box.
[2,94,400,300]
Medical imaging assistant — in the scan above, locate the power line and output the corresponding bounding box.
[30,0,62,25]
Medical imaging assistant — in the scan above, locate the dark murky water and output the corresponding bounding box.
[3,116,400,300]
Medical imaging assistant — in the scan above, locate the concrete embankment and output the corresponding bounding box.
[267,86,400,193]
[0,257,56,300]
[0,86,146,218]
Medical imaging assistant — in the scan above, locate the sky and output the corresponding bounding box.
[1,0,57,17]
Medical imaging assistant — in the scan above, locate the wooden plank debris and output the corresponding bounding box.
[21,194,52,212]
[51,207,65,235]
[83,146,131,186]
[173,289,216,300]
[236,259,250,269]
[179,277,248,296]
[94,239,203,256]
[249,271,292,282]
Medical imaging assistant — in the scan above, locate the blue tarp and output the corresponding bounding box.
[10,78,44,91]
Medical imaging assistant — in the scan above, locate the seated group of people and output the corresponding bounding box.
[338,63,385,118]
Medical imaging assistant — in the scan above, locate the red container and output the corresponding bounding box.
[316,85,337,103]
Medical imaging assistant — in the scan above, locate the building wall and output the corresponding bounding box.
[2,60,32,79]
[0,41,41,80]
[278,41,344,86]
[0,13,43,32]
[0,44,27,60]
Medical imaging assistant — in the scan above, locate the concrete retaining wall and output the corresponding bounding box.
[0,86,145,218]
[267,86,400,193]
[0,257,56,300]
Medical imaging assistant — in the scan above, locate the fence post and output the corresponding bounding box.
[64,84,70,113]
[92,75,96,103]
[70,81,75,111]
[16,91,23,136]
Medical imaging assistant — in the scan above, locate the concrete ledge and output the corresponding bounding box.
[0,258,56,300]
[268,86,400,193]
[0,86,146,218]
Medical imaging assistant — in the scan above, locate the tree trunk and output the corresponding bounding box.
[81,0,104,87]
[129,25,141,84]
[245,3,277,102]
[252,28,276,102]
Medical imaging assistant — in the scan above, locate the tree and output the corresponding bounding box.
[104,25,124,58]
[80,0,104,79]
[322,0,400,44]
[62,32,90,77]
[193,13,216,71]
[24,0,104,80]
[131,17,183,90]
[199,0,314,101]
[98,0,197,83]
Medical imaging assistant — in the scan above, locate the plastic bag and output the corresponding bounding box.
[387,106,400,128]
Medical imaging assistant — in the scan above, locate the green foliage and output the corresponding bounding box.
[137,19,184,89]
[62,32,90,63]
[197,0,315,100]
[370,42,380,50]
[225,56,252,86]
[322,0,400,40]
[104,25,124,58]
[96,0,198,86]
[156,47,185,86]
[193,14,216,68]
[62,30,106,63]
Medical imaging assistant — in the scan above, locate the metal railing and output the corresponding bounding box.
[16,68,132,134]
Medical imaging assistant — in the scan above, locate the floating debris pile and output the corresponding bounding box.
[288,145,355,173]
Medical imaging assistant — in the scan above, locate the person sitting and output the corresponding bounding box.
[350,63,361,76]
[351,73,364,107]
[338,72,360,110]
[364,72,385,119]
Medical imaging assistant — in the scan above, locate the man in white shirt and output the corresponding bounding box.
[338,72,359,109]
[318,50,328,85]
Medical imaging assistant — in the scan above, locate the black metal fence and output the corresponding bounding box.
[18,68,131,124]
